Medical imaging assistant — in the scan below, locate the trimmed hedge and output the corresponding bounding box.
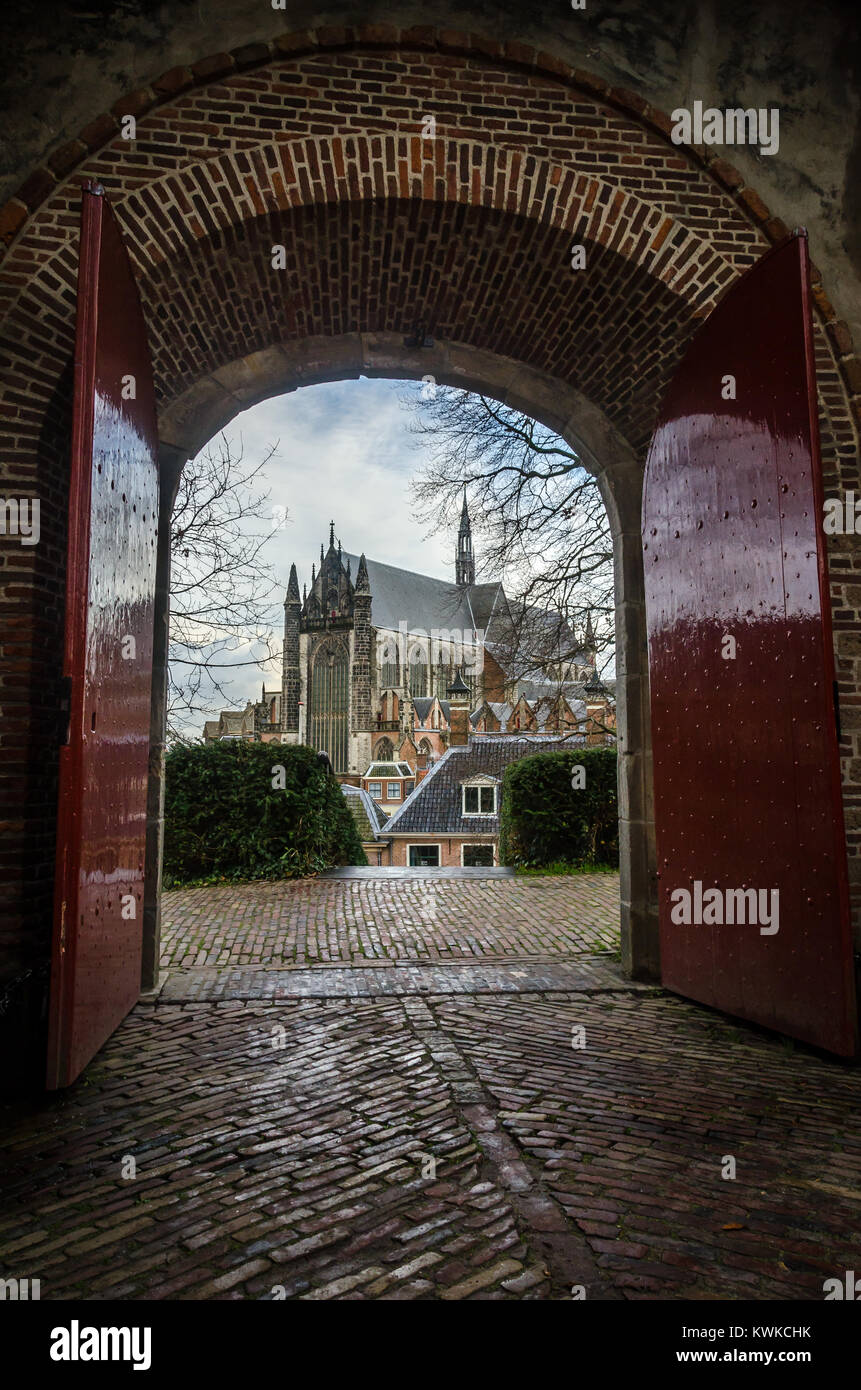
[163,741,366,886]
[499,746,618,868]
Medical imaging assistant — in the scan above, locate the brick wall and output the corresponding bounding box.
[0,27,859,1033]
[389,836,496,868]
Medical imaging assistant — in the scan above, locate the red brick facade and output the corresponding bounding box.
[1,26,859,1023]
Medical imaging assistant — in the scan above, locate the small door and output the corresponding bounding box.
[46,185,159,1088]
[642,233,857,1056]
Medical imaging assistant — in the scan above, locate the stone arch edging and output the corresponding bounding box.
[0,23,857,426]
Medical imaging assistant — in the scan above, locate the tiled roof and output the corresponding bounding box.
[341,784,389,840]
[384,735,576,836]
[413,697,451,724]
[344,553,476,632]
[516,678,616,704]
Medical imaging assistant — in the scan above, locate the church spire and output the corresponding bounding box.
[329,519,336,549]
[455,484,475,587]
[285,562,300,608]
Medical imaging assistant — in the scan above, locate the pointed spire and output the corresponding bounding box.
[329,519,335,549]
[303,583,307,603]
[459,483,470,533]
[311,562,316,584]
[337,538,342,563]
[584,610,596,646]
[456,483,475,586]
[346,557,351,581]
[356,552,370,594]
[286,562,300,606]
[320,541,324,565]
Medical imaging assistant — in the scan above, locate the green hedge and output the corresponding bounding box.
[499,746,618,868]
[163,741,366,886]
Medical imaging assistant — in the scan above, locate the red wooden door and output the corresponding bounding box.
[46,184,159,1088]
[642,233,857,1056]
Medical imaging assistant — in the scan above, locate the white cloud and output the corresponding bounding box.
[178,377,456,731]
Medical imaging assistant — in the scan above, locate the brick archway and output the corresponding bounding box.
[2,27,860,1052]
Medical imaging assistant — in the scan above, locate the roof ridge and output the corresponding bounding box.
[383,743,457,828]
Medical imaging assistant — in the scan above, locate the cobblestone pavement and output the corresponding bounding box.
[1,872,859,1301]
[159,954,651,1002]
[1,989,859,1301]
[159,873,621,969]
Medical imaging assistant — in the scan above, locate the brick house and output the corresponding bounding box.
[360,760,415,813]
[383,735,576,868]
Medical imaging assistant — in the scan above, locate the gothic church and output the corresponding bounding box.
[279,497,597,775]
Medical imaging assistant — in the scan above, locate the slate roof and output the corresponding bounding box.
[364,761,413,777]
[384,735,577,836]
[413,697,451,723]
[515,678,616,705]
[341,784,389,840]
[344,553,476,632]
[470,697,588,731]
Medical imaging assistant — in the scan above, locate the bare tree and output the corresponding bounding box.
[406,387,615,692]
[168,435,282,740]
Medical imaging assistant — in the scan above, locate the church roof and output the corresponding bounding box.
[465,582,507,632]
[344,553,478,634]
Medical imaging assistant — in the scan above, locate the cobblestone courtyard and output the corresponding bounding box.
[2,871,860,1301]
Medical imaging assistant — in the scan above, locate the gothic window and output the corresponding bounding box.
[327,587,339,614]
[380,651,399,686]
[375,738,394,762]
[309,641,348,772]
[409,654,428,698]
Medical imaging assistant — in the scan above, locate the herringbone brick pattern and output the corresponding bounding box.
[1,984,859,1299]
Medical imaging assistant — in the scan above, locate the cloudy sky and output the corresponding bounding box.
[181,376,463,731]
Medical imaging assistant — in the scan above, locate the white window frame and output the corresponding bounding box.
[408,843,441,867]
[461,842,496,867]
[387,781,401,800]
[462,779,497,816]
[368,781,382,799]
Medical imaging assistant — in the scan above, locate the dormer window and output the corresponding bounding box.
[462,779,497,816]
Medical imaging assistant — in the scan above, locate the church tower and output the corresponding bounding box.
[351,553,372,735]
[281,562,301,736]
[456,486,475,587]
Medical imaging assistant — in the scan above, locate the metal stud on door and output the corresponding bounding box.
[642,233,857,1057]
[46,185,159,1088]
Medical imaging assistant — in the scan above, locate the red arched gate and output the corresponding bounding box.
[642,234,857,1057]
[46,186,159,1088]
